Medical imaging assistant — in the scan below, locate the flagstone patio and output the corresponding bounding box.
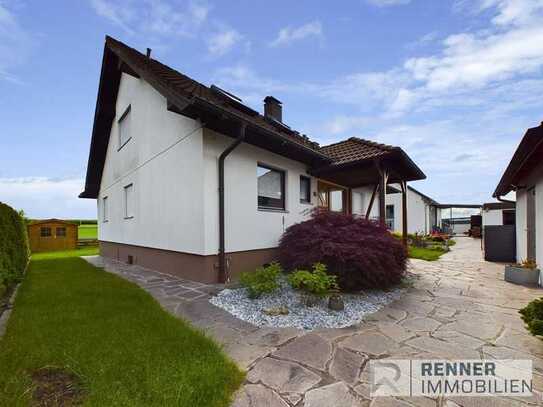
[84,237,543,406]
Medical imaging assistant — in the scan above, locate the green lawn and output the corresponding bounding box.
[0,249,244,406]
[408,245,447,261]
[78,224,98,240]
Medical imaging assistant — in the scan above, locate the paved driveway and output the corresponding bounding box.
[86,238,543,406]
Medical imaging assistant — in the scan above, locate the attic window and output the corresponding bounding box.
[118,105,132,150]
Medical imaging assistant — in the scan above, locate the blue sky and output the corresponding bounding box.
[1,0,542,218]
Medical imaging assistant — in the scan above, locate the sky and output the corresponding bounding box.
[1,0,542,219]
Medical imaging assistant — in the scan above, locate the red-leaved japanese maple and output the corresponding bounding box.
[278,209,407,291]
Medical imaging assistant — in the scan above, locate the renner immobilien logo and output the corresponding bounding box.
[370,359,533,397]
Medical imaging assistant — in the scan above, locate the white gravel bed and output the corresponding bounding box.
[210,279,404,330]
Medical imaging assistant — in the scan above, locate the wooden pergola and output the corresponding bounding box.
[311,145,426,247]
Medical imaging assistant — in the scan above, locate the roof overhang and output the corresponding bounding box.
[493,124,543,198]
[309,148,426,188]
[80,37,331,199]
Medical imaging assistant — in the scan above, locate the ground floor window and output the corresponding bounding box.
[258,164,285,210]
[56,227,66,237]
[300,176,311,203]
[40,227,51,237]
[386,204,395,229]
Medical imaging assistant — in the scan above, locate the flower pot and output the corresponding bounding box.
[504,265,540,286]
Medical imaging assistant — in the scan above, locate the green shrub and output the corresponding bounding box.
[288,263,338,298]
[448,239,456,246]
[0,202,29,294]
[520,298,543,337]
[239,262,281,299]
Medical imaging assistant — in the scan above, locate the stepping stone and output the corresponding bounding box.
[440,320,502,341]
[405,336,480,359]
[247,357,321,393]
[304,382,360,407]
[401,317,441,332]
[272,333,332,371]
[224,342,272,370]
[329,347,366,385]
[244,327,301,347]
[377,322,415,342]
[231,384,288,407]
[339,332,398,357]
[432,330,486,350]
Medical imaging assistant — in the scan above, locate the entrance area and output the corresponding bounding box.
[317,181,347,214]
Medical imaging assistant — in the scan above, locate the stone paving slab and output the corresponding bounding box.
[84,238,543,407]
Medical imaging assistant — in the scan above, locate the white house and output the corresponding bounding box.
[494,121,543,265]
[80,36,426,283]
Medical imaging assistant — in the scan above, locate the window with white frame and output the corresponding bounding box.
[124,184,134,219]
[102,196,108,222]
[118,105,131,149]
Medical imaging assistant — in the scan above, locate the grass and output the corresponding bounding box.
[0,249,244,406]
[78,224,97,240]
[408,245,447,261]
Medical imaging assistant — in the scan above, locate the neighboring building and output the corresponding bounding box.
[80,36,426,283]
[482,202,515,227]
[441,217,471,235]
[28,219,78,253]
[494,121,543,265]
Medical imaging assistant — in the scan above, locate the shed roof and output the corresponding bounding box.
[29,219,76,227]
[482,202,515,211]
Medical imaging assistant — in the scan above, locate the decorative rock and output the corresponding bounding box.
[247,357,321,393]
[263,306,289,316]
[328,294,345,311]
[304,382,360,407]
[231,384,289,407]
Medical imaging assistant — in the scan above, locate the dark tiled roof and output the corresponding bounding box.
[483,201,515,210]
[106,36,322,153]
[319,137,398,165]
[493,123,543,197]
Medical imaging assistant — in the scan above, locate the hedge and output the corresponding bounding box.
[0,202,29,297]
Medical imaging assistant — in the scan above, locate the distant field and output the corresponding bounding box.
[78,224,97,240]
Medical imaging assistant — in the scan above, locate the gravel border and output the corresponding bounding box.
[210,279,403,330]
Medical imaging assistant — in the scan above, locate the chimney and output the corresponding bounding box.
[264,96,282,122]
[146,48,152,58]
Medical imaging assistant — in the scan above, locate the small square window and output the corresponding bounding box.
[56,227,66,237]
[118,105,131,150]
[40,227,51,237]
[102,196,108,222]
[124,184,134,219]
[300,176,311,204]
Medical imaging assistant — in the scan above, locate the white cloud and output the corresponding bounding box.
[0,2,32,83]
[89,0,210,37]
[207,28,242,57]
[365,0,411,6]
[270,20,322,47]
[0,178,96,219]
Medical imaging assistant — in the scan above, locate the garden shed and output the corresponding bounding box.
[28,219,78,253]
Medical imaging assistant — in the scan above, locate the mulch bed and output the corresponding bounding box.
[31,367,85,406]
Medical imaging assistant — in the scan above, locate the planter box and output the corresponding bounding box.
[504,265,540,286]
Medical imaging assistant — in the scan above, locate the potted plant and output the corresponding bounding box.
[505,259,540,286]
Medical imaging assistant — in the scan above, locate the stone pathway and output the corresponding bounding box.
[84,238,543,406]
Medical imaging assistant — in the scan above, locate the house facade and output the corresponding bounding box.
[494,122,543,265]
[80,36,426,283]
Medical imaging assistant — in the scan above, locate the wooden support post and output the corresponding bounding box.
[365,184,378,220]
[400,181,408,248]
[377,163,388,227]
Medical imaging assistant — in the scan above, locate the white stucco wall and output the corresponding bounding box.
[351,185,434,234]
[515,164,543,266]
[202,129,317,254]
[482,209,504,226]
[98,73,207,254]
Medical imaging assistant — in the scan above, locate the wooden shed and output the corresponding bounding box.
[28,219,78,253]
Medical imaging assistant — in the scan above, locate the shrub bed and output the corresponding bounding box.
[0,203,29,297]
[519,298,543,337]
[278,210,407,291]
